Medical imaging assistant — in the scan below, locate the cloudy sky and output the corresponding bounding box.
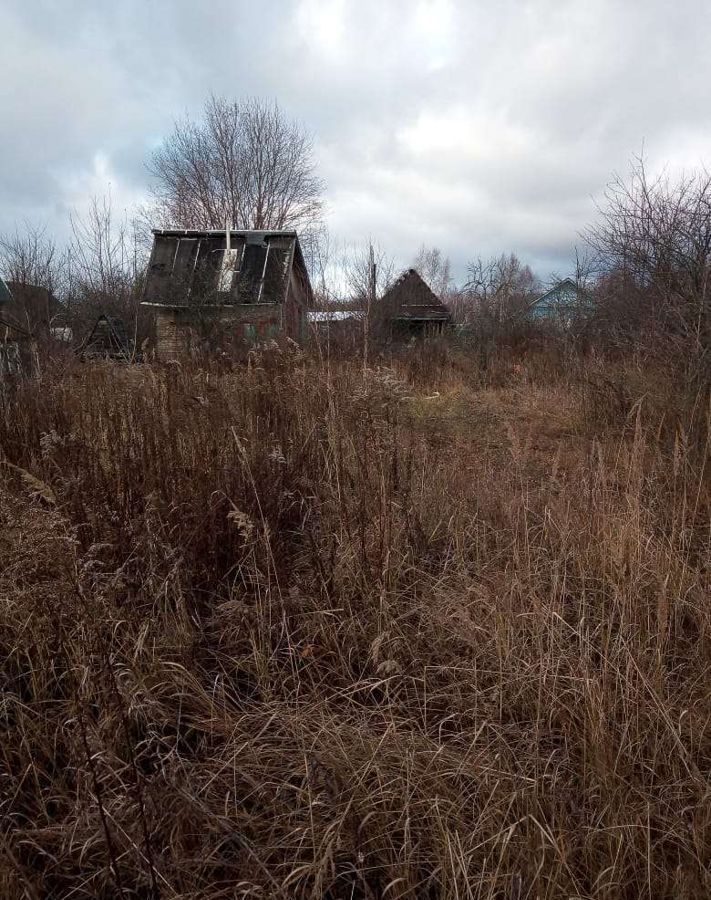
[2,0,710,282]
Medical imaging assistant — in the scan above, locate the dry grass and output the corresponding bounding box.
[0,341,709,898]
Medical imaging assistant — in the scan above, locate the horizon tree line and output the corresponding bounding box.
[1,97,709,357]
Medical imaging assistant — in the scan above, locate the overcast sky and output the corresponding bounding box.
[2,0,711,282]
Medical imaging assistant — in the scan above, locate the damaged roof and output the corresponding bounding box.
[142,228,312,308]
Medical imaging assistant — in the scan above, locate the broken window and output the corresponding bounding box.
[237,244,268,303]
[171,239,200,298]
[192,237,243,304]
[217,248,241,296]
[145,235,179,301]
[262,246,290,303]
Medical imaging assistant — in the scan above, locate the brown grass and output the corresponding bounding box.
[0,341,709,898]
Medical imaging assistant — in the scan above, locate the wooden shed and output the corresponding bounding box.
[377,269,451,341]
[142,228,313,359]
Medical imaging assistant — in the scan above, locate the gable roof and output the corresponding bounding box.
[380,269,451,322]
[530,278,588,310]
[142,228,313,308]
[80,315,134,360]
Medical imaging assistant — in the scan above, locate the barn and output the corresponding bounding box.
[142,228,313,358]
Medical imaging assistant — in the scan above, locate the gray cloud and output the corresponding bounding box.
[2,0,711,282]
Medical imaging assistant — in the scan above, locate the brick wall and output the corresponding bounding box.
[155,304,283,359]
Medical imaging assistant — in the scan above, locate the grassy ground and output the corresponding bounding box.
[1,342,709,898]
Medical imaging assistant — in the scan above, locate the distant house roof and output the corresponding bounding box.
[142,228,313,308]
[380,269,451,322]
[80,315,134,360]
[529,278,590,316]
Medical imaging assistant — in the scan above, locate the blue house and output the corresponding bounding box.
[529,278,591,326]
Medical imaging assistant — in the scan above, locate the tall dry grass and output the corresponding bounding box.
[0,341,709,898]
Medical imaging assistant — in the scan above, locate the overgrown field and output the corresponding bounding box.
[1,342,709,898]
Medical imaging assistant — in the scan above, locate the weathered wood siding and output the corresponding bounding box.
[284,269,308,342]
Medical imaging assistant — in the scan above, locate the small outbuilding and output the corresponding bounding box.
[80,315,134,360]
[377,269,451,340]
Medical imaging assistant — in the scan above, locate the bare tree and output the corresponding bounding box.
[412,245,452,300]
[306,239,396,357]
[302,222,335,305]
[585,156,711,345]
[463,253,539,327]
[150,96,323,239]
[344,241,397,350]
[67,195,149,341]
[0,224,69,351]
[0,223,66,298]
[342,241,395,304]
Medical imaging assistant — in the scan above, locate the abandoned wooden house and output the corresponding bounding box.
[142,228,313,358]
[377,268,452,340]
